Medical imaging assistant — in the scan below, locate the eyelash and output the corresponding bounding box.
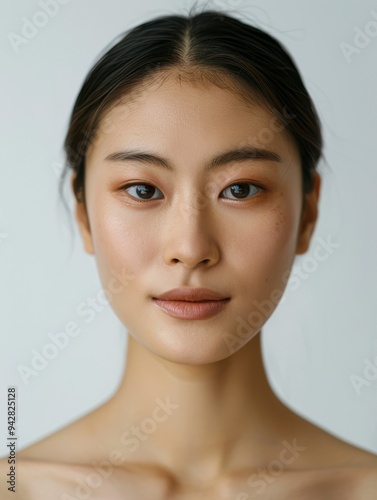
[118,181,265,203]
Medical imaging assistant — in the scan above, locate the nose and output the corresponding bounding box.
[162,198,221,269]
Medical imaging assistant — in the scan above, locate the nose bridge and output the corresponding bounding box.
[175,184,211,224]
[162,185,219,267]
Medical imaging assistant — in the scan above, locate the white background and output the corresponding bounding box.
[1,0,376,457]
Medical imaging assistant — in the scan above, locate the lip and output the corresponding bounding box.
[152,287,231,320]
[153,287,229,302]
[152,298,230,320]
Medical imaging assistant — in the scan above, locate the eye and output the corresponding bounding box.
[120,181,263,203]
[121,183,163,202]
[220,182,263,201]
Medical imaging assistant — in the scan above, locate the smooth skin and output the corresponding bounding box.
[3,71,377,498]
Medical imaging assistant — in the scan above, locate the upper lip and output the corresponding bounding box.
[153,287,230,302]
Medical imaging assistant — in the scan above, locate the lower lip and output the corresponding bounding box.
[152,298,230,320]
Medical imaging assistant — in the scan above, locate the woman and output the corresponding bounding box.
[3,5,377,499]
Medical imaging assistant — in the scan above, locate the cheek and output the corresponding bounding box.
[225,200,300,295]
[89,199,159,283]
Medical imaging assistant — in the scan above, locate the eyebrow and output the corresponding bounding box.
[104,146,282,172]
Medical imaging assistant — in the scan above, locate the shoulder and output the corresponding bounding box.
[292,423,377,499]
[355,467,377,498]
[0,457,119,499]
[290,416,377,471]
[273,415,377,498]
[0,456,43,499]
[16,408,101,464]
[280,465,377,500]
[0,457,170,500]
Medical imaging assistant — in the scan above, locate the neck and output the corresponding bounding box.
[97,331,302,486]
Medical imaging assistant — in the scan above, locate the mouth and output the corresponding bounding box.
[152,297,231,320]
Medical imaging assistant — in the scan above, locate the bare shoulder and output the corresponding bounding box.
[303,424,377,499]
[291,414,377,470]
[269,415,377,498]
[322,431,377,469]
[0,409,106,498]
[2,438,85,498]
[0,457,119,499]
[353,466,377,498]
[0,457,170,500]
[16,407,100,464]
[327,458,377,499]
[277,465,377,500]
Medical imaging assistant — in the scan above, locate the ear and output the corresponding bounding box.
[71,176,94,255]
[295,171,321,255]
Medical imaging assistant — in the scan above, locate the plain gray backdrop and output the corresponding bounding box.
[1,0,377,457]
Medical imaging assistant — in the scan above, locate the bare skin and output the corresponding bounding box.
[2,71,376,498]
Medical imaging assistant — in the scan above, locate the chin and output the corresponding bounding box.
[128,323,248,365]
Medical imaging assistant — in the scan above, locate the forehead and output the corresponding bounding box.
[89,72,299,165]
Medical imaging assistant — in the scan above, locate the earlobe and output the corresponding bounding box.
[295,172,321,255]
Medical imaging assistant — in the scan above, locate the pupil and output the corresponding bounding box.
[231,183,249,198]
[136,185,154,199]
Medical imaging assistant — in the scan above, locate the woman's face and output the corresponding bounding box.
[75,73,319,363]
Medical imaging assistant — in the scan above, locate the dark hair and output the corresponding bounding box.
[59,5,323,215]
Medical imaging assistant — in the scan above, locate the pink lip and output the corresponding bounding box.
[152,298,230,320]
